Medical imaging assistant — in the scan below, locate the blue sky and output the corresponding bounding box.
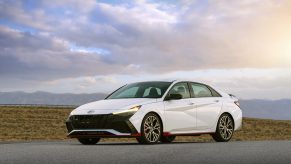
[0,0,291,99]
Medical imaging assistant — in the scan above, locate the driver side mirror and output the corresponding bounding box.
[165,93,183,100]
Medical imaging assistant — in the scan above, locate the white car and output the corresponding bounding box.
[66,80,242,144]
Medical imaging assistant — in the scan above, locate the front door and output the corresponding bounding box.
[163,82,196,134]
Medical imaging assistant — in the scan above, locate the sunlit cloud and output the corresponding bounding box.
[0,0,291,99]
[69,44,110,55]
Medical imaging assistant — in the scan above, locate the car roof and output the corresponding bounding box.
[131,79,206,84]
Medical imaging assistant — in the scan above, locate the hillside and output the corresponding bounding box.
[1,106,291,142]
[0,91,107,105]
[240,99,291,120]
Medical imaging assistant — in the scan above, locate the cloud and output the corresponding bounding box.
[58,0,291,71]
[1,0,291,98]
[0,25,127,80]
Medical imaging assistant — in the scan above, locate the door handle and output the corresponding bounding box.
[214,100,219,103]
[188,102,195,105]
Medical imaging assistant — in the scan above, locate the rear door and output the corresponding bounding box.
[188,83,222,130]
[163,82,196,134]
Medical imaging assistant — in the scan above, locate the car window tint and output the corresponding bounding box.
[168,83,190,99]
[107,82,172,99]
[115,87,139,98]
[190,83,212,98]
[143,87,161,97]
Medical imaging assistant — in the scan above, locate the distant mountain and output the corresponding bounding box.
[0,91,107,106]
[240,99,291,120]
[0,91,290,120]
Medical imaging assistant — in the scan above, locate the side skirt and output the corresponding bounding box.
[163,132,215,136]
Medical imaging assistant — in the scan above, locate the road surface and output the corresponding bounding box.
[1,140,291,164]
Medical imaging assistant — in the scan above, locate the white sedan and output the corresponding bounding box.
[66,80,242,144]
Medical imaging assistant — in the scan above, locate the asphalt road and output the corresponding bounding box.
[1,140,291,164]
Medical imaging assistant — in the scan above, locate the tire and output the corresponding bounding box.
[160,136,176,143]
[212,113,234,142]
[78,138,100,145]
[136,113,162,144]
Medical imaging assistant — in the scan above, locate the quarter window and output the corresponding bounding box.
[190,83,212,98]
[168,83,190,99]
[208,86,221,97]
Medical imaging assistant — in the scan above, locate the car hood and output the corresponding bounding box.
[70,98,158,115]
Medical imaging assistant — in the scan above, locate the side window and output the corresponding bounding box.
[115,87,138,98]
[190,83,212,98]
[168,83,190,99]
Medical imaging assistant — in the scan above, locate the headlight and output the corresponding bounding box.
[112,105,142,115]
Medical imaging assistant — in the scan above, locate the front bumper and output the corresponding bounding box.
[66,113,140,138]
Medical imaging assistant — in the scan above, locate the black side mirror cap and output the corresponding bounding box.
[165,93,183,100]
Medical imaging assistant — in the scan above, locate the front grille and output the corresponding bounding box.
[70,114,111,129]
[66,122,73,133]
[67,114,137,134]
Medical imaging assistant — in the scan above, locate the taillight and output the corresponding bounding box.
[234,101,240,107]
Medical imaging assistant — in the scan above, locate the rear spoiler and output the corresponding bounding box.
[229,94,240,107]
[228,94,238,101]
[228,94,236,98]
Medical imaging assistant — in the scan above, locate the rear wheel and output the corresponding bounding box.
[212,114,234,142]
[136,113,162,144]
[78,138,100,145]
[160,136,176,143]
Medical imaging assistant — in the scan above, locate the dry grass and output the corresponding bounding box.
[1,106,291,142]
[0,106,71,141]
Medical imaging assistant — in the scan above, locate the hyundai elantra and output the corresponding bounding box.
[66,80,242,144]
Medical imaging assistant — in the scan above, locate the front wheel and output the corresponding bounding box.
[212,114,234,142]
[78,138,100,145]
[136,113,162,144]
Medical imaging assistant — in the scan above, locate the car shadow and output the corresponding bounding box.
[71,141,213,146]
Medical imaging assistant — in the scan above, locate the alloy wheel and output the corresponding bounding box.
[218,115,234,140]
[137,113,162,144]
[212,114,234,142]
[144,115,161,142]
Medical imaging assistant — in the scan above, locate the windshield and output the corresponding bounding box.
[106,82,172,99]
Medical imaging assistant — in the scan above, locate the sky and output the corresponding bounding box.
[0,0,291,99]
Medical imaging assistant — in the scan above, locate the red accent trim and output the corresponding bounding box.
[163,132,171,136]
[131,133,141,137]
[163,132,214,136]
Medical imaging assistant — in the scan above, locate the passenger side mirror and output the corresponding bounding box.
[166,93,183,100]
